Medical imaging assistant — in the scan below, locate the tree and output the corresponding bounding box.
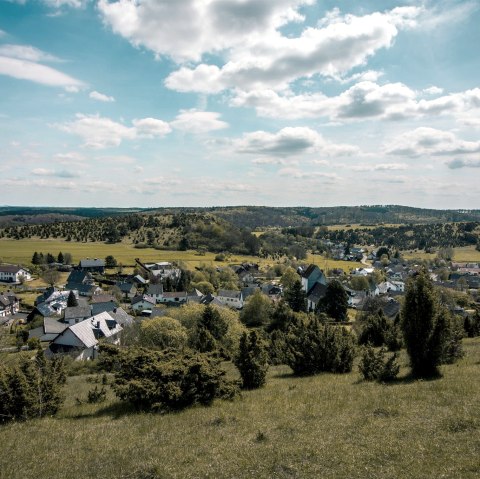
[31,252,41,265]
[41,268,61,287]
[63,252,72,265]
[235,331,269,389]
[284,316,356,376]
[46,253,55,264]
[316,280,348,321]
[350,276,369,291]
[240,290,272,327]
[105,255,118,268]
[284,280,307,313]
[267,300,295,332]
[199,305,228,341]
[57,252,64,264]
[376,246,390,259]
[139,317,188,351]
[401,270,462,377]
[280,267,299,290]
[67,290,78,307]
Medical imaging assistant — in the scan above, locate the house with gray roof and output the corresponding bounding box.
[217,289,243,309]
[79,258,105,273]
[0,265,31,283]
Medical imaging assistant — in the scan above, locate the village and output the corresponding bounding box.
[1,243,478,361]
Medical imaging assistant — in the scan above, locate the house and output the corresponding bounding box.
[63,304,92,325]
[156,291,188,306]
[47,312,122,360]
[299,264,327,293]
[307,282,328,312]
[146,283,164,303]
[78,258,105,273]
[137,260,181,282]
[0,265,31,283]
[91,300,118,317]
[131,294,156,312]
[351,267,374,277]
[0,292,19,317]
[108,307,134,327]
[217,289,243,309]
[116,281,137,299]
[29,317,68,342]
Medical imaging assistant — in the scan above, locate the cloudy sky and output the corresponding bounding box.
[1,0,479,208]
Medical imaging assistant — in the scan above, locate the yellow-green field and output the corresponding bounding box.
[403,246,480,262]
[0,239,361,273]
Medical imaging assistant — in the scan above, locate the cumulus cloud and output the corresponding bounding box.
[386,127,480,157]
[56,114,171,148]
[232,83,480,122]
[89,90,115,102]
[423,86,444,95]
[0,43,84,89]
[170,109,229,134]
[235,127,358,158]
[278,167,340,181]
[446,158,480,169]
[351,163,408,172]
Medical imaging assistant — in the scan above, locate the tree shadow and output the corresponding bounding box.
[68,401,138,420]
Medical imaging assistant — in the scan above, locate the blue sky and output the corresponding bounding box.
[0,0,479,208]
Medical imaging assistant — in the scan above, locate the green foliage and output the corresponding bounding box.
[139,317,188,351]
[401,271,463,377]
[464,312,480,338]
[284,280,307,313]
[240,290,272,327]
[0,351,66,423]
[284,316,356,376]
[67,290,78,307]
[105,255,118,268]
[101,346,238,411]
[27,337,41,351]
[316,280,348,321]
[234,331,269,390]
[358,345,400,382]
[87,386,107,404]
[358,310,393,347]
[267,300,295,332]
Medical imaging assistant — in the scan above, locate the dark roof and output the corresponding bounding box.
[91,294,116,304]
[307,282,328,303]
[91,301,118,316]
[242,286,260,300]
[108,307,134,326]
[44,317,68,335]
[79,258,105,268]
[300,264,320,279]
[116,282,137,294]
[131,294,156,305]
[218,289,241,299]
[383,299,401,318]
[67,270,91,285]
[64,305,92,321]
[161,291,187,299]
[147,284,164,295]
[0,264,25,274]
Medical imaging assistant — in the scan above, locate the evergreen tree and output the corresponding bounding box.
[267,300,295,332]
[46,253,55,264]
[401,270,462,377]
[57,251,64,264]
[199,305,228,340]
[31,251,41,265]
[316,280,348,321]
[67,290,78,308]
[235,331,269,389]
[284,280,307,313]
[105,255,117,268]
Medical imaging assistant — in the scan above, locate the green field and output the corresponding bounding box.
[0,339,479,478]
[0,239,362,273]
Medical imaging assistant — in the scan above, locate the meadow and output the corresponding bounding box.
[403,246,480,263]
[0,339,479,479]
[0,239,362,273]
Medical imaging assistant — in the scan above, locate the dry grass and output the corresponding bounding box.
[403,246,480,263]
[1,339,479,479]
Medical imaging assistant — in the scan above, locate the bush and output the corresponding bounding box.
[464,312,480,338]
[0,351,66,423]
[284,316,356,376]
[87,386,107,404]
[235,331,269,389]
[358,310,392,347]
[101,346,238,411]
[358,345,399,382]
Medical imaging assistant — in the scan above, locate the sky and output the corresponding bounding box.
[0,0,479,209]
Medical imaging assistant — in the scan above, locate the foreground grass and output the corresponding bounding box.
[1,339,479,479]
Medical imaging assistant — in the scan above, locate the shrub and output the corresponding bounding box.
[87,386,107,404]
[101,346,238,411]
[464,312,480,338]
[235,331,269,389]
[284,316,356,376]
[358,345,399,382]
[0,351,66,423]
[358,310,392,347]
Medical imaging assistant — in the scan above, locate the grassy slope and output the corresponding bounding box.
[1,339,479,479]
[403,246,480,262]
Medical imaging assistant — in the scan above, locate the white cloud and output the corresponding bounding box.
[170,109,228,134]
[235,127,358,158]
[42,0,86,7]
[278,167,339,181]
[132,118,171,138]
[446,158,480,169]
[0,44,84,88]
[423,86,444,95]
[32,167,80,178]
[89,90,115,102]
[386,127,480,157]
[55,114,172,148]
[232,83,480,122]
[350,163,408,172]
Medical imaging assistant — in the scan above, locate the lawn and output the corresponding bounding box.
[1,339,479,479]
[403,246,480,263]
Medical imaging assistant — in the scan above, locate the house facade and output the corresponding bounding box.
[217,289,243,309]
[0,265,31,283]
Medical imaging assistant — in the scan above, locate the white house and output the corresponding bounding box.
[131,294,156,312]
[0,293,19,317]
[0,265,31,284]
[146,283,164,303]
[217,289,243,309]
[47,312,122,360]
[157,291,188,305]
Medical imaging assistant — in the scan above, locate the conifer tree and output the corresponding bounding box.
[284,280,307,313]
[67,290,78,308]
[235,331,269,389]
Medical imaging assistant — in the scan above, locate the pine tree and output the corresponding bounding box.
[199,305,228,340]
[316,280,348,321]
[401,270,462,377]
[31,251,41,265]
[57,251,64,264]
[235,331,269,389]
[284,280,307,313]
[67,290,78,307]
